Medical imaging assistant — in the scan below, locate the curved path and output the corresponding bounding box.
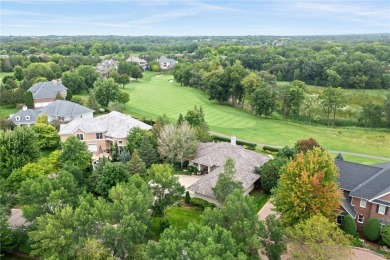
[210,131,390,161]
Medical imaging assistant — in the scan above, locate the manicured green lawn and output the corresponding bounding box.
[249,190,271,212]
[0,72,13,82]
[116,73,390,159]
[0,104,18,117]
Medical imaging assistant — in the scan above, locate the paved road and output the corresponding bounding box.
[210,131,390,161]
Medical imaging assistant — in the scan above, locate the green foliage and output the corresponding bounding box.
[35,113,48,124]
[59,136,91,171]
[32,123,60,149]
[0,126,40,179]
[190,197,216,209]
[76,65,100,89]
[93,78,119,107]
[131,65,143,81]
[147,223,242,259]
[213,157,244,203]
[96,161,130,197]
[86,89,100,111]
[127,149,146,176]
[0,205,14,253]
[359,102,384,127]
[25,63,55,82]
[263,145,281,153]
[256,157,288,194]
[13,65,24,81]
[61,71,86,94]
[117,91,130,107]
[138,135,159,168]
[363,218,381,242]
[382,225,390,246]
[65,89,73,101]
[319,87,345,126]
[286,215,351,260]
[279,84,305,120]
[184,191,191,204]
[261,215,287,260]
[340,214,357,236]
[252,86,277,117]
[23,90,34,108]
[211,135,257,150]
[295,137,322,154]
[272,147,341,226]
[76,239,114,260]
[126,127,155,154]
[385,94,390,127]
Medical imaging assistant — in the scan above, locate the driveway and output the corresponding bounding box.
[177,174,202,189]
[257,201,279,221]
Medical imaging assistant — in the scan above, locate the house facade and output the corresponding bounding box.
[157,56,177,70]
[59,111,151,154]
[27,80,68,108]
[9,106,39,126]
[336,159,390,229]
[126,56,148,70]
[187,137,270,205]
[96,59,118,77]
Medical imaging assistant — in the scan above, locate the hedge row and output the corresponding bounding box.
[211,135,256,150]
[191,198,216,209]
[262,146,281,153]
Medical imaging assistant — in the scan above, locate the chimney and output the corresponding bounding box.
[231,136,236,146]
[52,79,58,86]
[22,105,27,111]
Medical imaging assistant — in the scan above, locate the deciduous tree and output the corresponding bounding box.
[61,71,86,94]
[261,215,287,260]
[96,161,130,197]
[319,87,345,126]
[32,123,60,150]
[93,78,119,107]
[213,158,243,203]
[256,157,288,194]
[127,150,146,176]
[59,136,91,171]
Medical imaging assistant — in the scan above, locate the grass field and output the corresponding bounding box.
[0,104,18,117]
[249,190,271,212]
[115,73,390,159]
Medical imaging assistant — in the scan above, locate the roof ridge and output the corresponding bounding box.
[350,167,390,196]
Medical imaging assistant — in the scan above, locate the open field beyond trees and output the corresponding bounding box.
[116,72,390,159]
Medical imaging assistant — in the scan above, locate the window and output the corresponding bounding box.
[76,133,84,140]
[360,199,367,208]
[25,116,30,121]
[378,205,386,215]
[336,215,344,225]
[15,116,20,121]
[96,133,103,139]
[118,140,123,144]
[357,214,364,223]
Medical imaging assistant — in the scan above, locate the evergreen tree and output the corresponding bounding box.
[127,150,146,176]
[177,113,184,126]
[138,135,159,168]
[23,91,34,108]
[87,89,100,111]
[213,158,243,203]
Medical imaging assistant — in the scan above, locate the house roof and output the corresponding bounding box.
[126,56,147,63]
[341,191,357,218]
[373,161,390,169]
[335,159,382,191]
[188,142,270,199]
[157,56,177,64]
[28,81,68,99]
[9,107,39,125]
[59,111,151,138]
[350,167,390,201]
[38,100,93,117]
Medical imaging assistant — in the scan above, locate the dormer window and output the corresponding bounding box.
[25,116,30,121]
[15,116,20,121]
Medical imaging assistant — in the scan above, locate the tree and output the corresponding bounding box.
[131,65,143,81]
[61,71,86,94]
[96,161,130,197]
[286,215,351,260]
[302,95,319,124]
[261,215,287,260]
[326,69,342,87]
[25,63,55,81]
[35,114,49,124]
[76,65,100,89]
[385,94,390,127]
[251,86,277,117]
[213,158,243,203]
[29,206,76,259]
[93,78,119,107]
[77,239,114,260]
[117,61,133,75]
[59,136,91,171]
[149,60,160,72]
[157,122,197,168]
[126,127,156,155]
[256,157,288,194]
[0,127,39,179]
[184,106,211,141]
[241,72,263,108]
[0,205,14,253]
[138,135,159,168]
[272,147,342,226]
[359,102,383,127]
[319,87,345,126]
[23,91,34,108]
[117,74,130,87]
[32,123,60,150]
[147,223,242,259]
[148,164,185,217]
[295,137,322,154]
[117,91,129,107]
[202,189,264,256]
[127,150,146,176]
[363,218,381,242]
[86,89,100,111]
[382,225,390,246]
[279,84,305,120]
[340,214,357,236]
[14,65,24,81]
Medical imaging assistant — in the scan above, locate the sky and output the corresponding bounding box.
[0,0,389,36]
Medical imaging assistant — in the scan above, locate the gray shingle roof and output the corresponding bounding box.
[188,142,270,199]
[38,100,93,117]
[28,81,68,99]
[59,111,151,138]
[350,167,390,200]
[157,56,177,65]
[126,56,147,63]
[335,160,382,191]
[373,161,390,169]
[9,108,39,125]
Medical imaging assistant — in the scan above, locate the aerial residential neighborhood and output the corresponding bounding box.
[1,0,390,259]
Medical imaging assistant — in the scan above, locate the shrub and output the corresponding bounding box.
[263,146,280,153]
[340,215,357,236]
[382,225,390,246]
[187,165,198,173]
[160,219,171,232]
[185,191,191,204]
[190,198,216,209]
[351,235,364,247]
[363,218,381,242]
[211,135,256,150]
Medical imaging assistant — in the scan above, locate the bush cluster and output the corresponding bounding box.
[211,135,256,150]
[363,218,381,242]
[263,146,281,153]
[190,198,216,209]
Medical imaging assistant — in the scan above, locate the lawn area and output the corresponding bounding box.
[0,104,18,117]
[116,73,390,159]
[0,72,13,82]
[150,206,203,241]
[249,190,271,212]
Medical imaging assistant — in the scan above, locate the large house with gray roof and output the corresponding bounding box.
[126,56,148,70]
[28,80,68,108]
[336,159,390,229]
[96,59,118,77]
[10,100,93,126]
[187,138,270,205]
[157,56,177,70]
[59,111,151,154]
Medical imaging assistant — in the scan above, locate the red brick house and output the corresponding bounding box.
[27,80,68,108]
[336,159,390,229]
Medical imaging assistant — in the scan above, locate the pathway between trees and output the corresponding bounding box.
[210,131,390,161]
